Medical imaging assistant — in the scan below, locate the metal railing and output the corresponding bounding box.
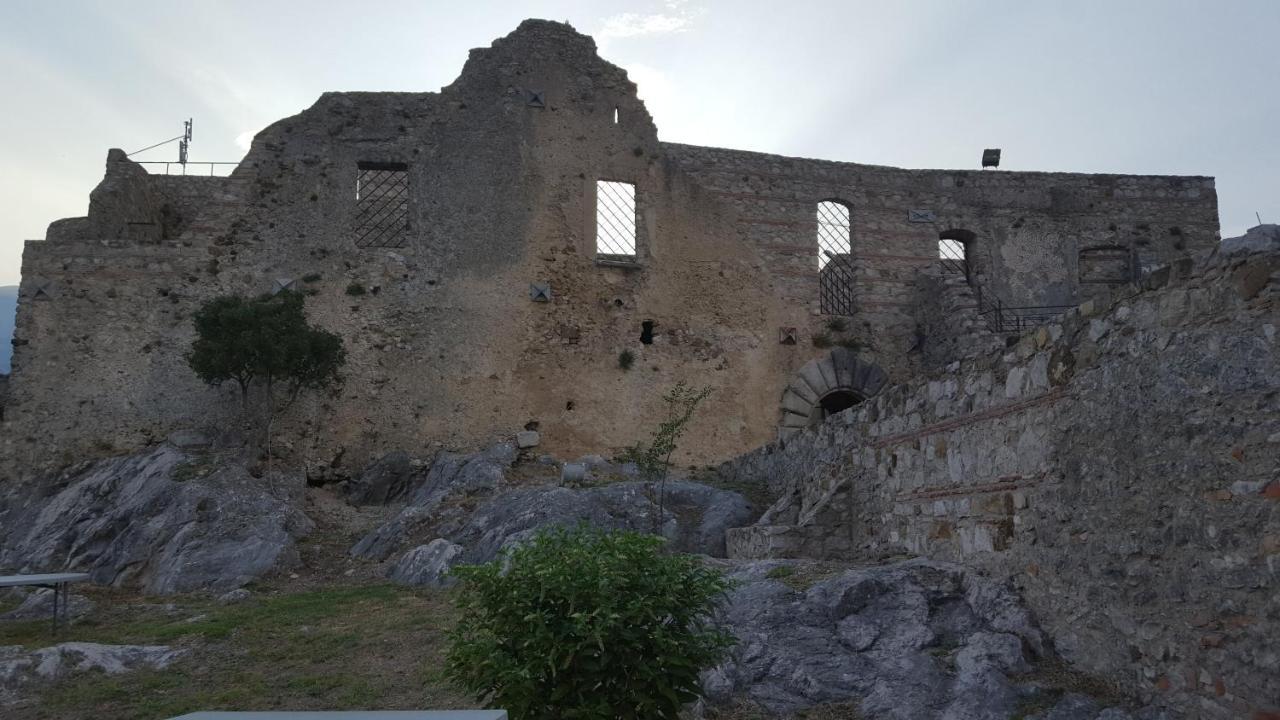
[975,290,1075,334]
[137,161,239,176]
[937,250,1073,334]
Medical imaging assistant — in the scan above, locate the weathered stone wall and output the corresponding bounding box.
[722,241,1280,716]
[1,20,1220,478]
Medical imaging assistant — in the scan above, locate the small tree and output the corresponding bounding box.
[619,382,712,532]
[187,290,345,462]
[446,526,734,720]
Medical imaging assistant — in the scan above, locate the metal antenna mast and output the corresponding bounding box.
[127,119,193,164]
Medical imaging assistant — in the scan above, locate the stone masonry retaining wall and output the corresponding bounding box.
[721,241,1280,717]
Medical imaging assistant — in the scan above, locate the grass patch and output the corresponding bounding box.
[707,698,863,720]
[1011,658,1138,719]
[762,562,845,592]
[6,584,472,720]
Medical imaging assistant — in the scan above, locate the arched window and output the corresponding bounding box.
[937,229,975,277]
[816,201,850,269]
[816,201,854,315]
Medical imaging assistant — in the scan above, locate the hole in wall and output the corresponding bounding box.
[640,320,655,345]
[565,401,575,411]
[818,389,863,418]
[613,107,620,124]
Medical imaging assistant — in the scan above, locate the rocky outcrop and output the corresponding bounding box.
[0,642,184,700]
[344,450,416,505]
[0,588,94,622]
[387,539,464,588]
[0,445,313,594]
[351,443,757,586]
[704,559,1160,720]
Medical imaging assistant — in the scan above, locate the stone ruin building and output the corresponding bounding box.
[0,19,1219,472]
[2,19,1277,718]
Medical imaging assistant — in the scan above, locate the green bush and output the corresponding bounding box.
[445,526,734,720]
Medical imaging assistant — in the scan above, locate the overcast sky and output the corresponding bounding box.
[0,0,1276,286]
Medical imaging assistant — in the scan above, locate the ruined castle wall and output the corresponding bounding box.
[722,245,1280,715]
[0,20,1224,480]
[665,143,1218,366]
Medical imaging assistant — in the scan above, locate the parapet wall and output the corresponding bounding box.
[722,238,1280,716]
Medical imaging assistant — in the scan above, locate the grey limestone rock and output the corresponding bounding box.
[705,558,1147,720]
[351,443,756,565]
[0,445,312,595]
[387,539,464,588]
[345,450,414,505]
[1220,224,1280,256]
[0,588,94,622]
[0,642,185,698]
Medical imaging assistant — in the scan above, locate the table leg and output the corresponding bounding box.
[52,583,62,635]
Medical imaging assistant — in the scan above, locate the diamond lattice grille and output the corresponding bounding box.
[938,238,968,275]
[817,201,855,315]
[354,163,410,248]
[596,180,637,258]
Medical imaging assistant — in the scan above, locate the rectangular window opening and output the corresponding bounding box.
[354,161,410,248]
[595,180,637,260]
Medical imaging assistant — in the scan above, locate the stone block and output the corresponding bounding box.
[516,430,540,448]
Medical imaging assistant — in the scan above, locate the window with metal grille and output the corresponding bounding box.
[938,238,968,275]
[596,180,637,260]
[354,161,409,248]
[817,201,855,315]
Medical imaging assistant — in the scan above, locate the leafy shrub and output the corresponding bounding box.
[446,526,734,720]
[345,282,366,296]
[188,290,345,400]
[618,349,636,370]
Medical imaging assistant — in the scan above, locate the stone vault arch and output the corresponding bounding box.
[778,347,887,440]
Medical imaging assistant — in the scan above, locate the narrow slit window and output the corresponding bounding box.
[354,161,409,248]
[613,107,620,124]
[596,180,636,259]
[817,201,855,315]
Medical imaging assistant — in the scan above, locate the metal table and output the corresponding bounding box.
[0,572,91,633]
[167,707,506,712]
[168,714,508,719]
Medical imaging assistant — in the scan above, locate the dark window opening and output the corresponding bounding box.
[354,161,410,248]
[640,320,655,344]
[818,389,863,418]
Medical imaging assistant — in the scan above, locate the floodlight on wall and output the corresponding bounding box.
[982,149,1001,169]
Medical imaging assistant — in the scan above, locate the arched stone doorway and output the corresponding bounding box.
[777,347,887,441]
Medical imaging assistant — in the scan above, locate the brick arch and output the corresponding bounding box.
[777,347,888,441]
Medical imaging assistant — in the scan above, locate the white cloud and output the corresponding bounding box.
[235,130,258,152]
[597,2,704,42]
[599,12,689,39]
